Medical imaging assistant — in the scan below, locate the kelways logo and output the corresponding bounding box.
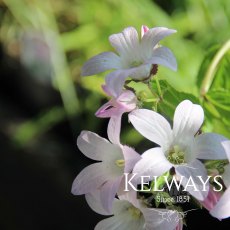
[124,173,223,192]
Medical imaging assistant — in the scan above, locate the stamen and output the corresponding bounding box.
[167,145,185,165]
[115,159,125,167]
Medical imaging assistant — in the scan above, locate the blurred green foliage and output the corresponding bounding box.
[0,0,230,146]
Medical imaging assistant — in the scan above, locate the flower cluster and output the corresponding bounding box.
[72,25,230,229]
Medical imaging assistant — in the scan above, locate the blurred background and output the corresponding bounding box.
[0,0,230,229]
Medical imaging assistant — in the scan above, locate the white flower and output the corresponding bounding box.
[129,100,229,201]
[82,25,177,96]
[71,125,141,212]
[86,190,181,230]
[210,140,230,219]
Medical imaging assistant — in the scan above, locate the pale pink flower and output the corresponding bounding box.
[82,25,177,96]
[95,85,137,144]
[129,100,229,201]
[96,85,137,118]
[210,141,230,219]
[71,124,141,213]
[86,190,181,230]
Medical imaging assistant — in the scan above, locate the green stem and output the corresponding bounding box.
[200,39,230,97]
[155,76,163,99]
[148,81,158,98]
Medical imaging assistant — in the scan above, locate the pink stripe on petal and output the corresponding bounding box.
[200,188,221,211]
[95,101,114,118]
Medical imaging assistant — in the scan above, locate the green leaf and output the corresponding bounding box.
[150,80,200,119]
[203,89,230,128]
[206,89,230,111]
[212,54,230,90]
[196,41,230,136]
[212,119,230,139]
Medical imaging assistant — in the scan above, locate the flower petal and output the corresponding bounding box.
[77,131,117,161]
[133,148,172,184]
[112,198,133,215]
[85,190,112,216]
[210,187,230,219]
[102,84,114,97]
[109,27,139,57]
[95,215,128,230]
[95,101,121,118]
[176,219,183,230]
[195,133,229,160]
[146,46,177,71]
[71,163,109,195]
[141,208,179,230]
[223,140,230,161]
[81,52,121,76]
[100,177,123,213]
[118,190,140,209]
[105,65,152,93]
[117,90,137,111]
[223,164,230,188]
[125,64,152,80]
[86,190,133,216]
[173,100,204,142]
[122,146,141,173]
[175,160,209,201]
[200,187,221,211]
[129,109,172,149]
[141,27,176,55]
[95,213,144,230]
[107,114,122,145]
[105,71,128,97]
[96,90,137,119]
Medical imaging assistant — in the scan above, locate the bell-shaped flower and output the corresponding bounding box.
[71,124,141,213]
[82,25,177,96]
[86,190,182,230]
[210,141,230,219]
[95,85,137,144]
[129,100,229,201]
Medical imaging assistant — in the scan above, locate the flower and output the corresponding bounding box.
[129,100,229,201]
[71,126,141,212]
[96,85,137,117]
[86,190,182,230]
[82,25,177,96]
[95,85,137,143]
[210,140,230,219]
